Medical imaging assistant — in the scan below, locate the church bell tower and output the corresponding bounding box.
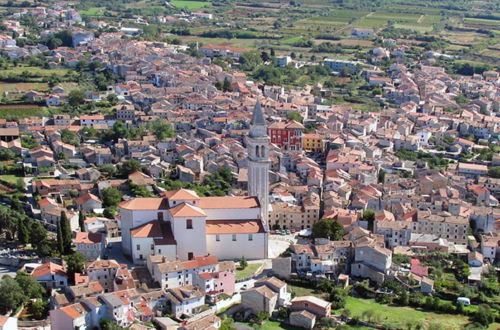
[246,99,270,221]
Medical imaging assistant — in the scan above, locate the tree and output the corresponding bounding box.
[29,300,49,320]
[473,304,495,326]
[239,51,262,71]
[17,216,30,245]
[100,318,127,330]
[68,89,85,106]
[106,93,118,105]
[56,219,64,254]
[15,271,45,299]
[329,287,347,309]
[119,159,142,177]
[222,77,232,92]
[78,211,85,232]
[102,187,123,207]
[47,37,62,50]
[0,276,24,314]
[60,211,72,254]
[488,166,500,178]
[64,253,87,285]
[286,112,303,123]
[361,209,375,231]
[312,218,344,240]
[239,256,248,270]
[148,121,175,141]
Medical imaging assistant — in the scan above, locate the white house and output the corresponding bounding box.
[32,262,68,289]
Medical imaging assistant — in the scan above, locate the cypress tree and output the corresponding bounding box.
[78,211,85,232]
[56,219,64,254]
[60,211,72,254]
[17,217,29,245]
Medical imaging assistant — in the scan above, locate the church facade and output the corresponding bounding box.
[119,101,270,264]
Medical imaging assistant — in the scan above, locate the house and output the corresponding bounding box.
[351,244,392,284]
[241,285,278,314]
[323,59,358,73]
[254,277,291,307]
[352,28,375,38]
[50,302,93,330]
[75,193,103,212]
[290,295,331,317]
[457,163,488,177]
[289,310,316,329]
[164,286,206,318]
[74,232,105,261]
[85,259,122,292]
[32,262,68,289]
[147,255,219,290]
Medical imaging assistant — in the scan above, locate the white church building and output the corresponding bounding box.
[119,101,271,264]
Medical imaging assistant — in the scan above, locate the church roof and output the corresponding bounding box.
[205,219,265,234]
[251,99,265,126]
[162,189,200,200]
[169,202,207,217]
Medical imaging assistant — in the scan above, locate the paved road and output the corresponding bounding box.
[104,237,134,267]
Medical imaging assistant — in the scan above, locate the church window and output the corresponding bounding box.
[186,219,193,229]
[232,234,237,241]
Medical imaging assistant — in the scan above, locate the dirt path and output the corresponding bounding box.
[417,14,425,23]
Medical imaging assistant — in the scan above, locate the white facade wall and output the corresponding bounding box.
[171,216,207,260]
[206,233,267,260]
[76,242,103,261]
[203,207,260,220]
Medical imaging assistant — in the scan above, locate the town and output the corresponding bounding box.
[0,0,498,330]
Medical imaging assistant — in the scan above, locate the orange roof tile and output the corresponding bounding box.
[119,198,169,210]
[169,202,206,217]
[199,196,259,209]
[206,220,265,234]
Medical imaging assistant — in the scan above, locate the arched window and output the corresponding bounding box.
[255,145,259,157]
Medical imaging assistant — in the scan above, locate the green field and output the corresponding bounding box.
[235,263,262,280]
[0,66,71,77]
[0,175,22,184]
[79,7,105,16]
[170,1,211,10]
[336,297,498,329]
[0,105,50,119]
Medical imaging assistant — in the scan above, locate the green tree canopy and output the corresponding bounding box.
[102,187,123,207]
[0,276,24,314]
[312,218,344,240]
[64,253,87,285]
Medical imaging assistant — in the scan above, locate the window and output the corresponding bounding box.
[248,234,253,241]
[186,219,193,229]
[216,234,220,242]
[188,252,194,260]
[158,212,163,220]
[136,245,140,251]
[232,234,237,241]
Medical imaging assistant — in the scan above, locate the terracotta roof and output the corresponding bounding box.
[74,232,102,244]
[169,202,206,218]
[32,262,66,279]
[75,193,102,205]
[199,196,259,209]
[292,296,331,309]
[162,189,200,200]
[131,220,176,245]
[119,198,169,210]
[205,220,265,234]
[182,255,218,269]
[60,303,89,320]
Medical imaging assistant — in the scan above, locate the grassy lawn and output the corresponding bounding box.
[337,297,473,329]
[0,105,50,119]
[241,320,302,330]
[0,175,21,184]
[80,7,105,16]
[0,66,70,77]
[287,284,329,300]
[171,0,211,10]
[235,263,262,280]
